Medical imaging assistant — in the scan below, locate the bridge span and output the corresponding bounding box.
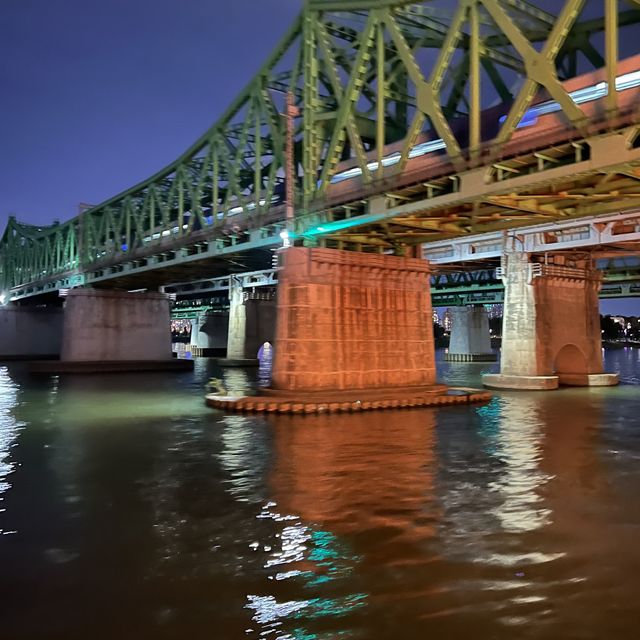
[1,0,639,392]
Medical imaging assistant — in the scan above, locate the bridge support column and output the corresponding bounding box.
[445,306,496,362]
[207,247,492,412]
[215,277,258,366]
[190,313,228,357]
[0,306,63,359]
[483,252,618,390]
[37,288,192,372]
[245,293,277,360]
[272,247,437,391]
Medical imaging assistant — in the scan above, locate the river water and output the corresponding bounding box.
[1,349,639,639]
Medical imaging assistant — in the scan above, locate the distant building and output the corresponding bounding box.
[485,304,503,319]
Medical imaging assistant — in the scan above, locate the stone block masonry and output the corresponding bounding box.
[483,252,617,389]
[272,247,436,391]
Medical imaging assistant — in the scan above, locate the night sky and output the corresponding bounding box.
[0,0,299,226]
[0,0,637,315]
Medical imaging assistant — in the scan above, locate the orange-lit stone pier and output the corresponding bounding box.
[207,247,490,413]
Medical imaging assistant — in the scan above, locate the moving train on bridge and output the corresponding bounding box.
[157,56,640,242]
[325,54,640,195]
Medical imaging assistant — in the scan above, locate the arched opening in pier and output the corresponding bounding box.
[554,343,588,375]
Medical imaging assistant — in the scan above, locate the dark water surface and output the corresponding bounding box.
[1,349,640,639]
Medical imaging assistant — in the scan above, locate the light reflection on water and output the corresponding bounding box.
[0,367,21,535]
[485,396,552,534]
[0,349,639,638]
[247,501,366,639]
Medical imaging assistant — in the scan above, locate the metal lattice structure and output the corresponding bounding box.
[2,0,640,299]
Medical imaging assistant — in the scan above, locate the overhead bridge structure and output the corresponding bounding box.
[1,0,639,390]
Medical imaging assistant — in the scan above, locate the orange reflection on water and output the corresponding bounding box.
[268,409,439,550]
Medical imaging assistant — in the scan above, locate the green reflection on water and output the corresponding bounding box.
[306,530,360,587]
[293,593,368,620]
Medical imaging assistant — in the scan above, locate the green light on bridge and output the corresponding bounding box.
[297,212,394,239]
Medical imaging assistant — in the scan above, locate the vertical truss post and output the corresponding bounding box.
[303,10,319,207]
[254,104,262,210]
[212,144,219,223]
[285,91,300,229]
[377,21,385,179]
[77,213,84,266]
[149,188,156,237]
[605,0,618,114]
[178,174,184,237]
[469,0,481,162]
[70,224,76,268]
[56,231,61,272]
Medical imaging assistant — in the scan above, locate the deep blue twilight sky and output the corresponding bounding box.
[0,0,637,315]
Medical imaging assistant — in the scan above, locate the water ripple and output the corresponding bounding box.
[0,367,22,534]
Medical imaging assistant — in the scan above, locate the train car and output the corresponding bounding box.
[323,55,640,205]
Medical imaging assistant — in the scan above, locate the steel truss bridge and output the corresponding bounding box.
[2,0,640,303]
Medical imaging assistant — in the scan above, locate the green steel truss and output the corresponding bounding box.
[2,0,639,294]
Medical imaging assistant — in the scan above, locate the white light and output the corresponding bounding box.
[279,229,291,248]
[382,152,401,167]
[408,138,446,158]
[0,293,5,305]
[616,69,640,91]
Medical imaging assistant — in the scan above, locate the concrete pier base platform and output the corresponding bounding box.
[445,353,498,362]
[30,359,194,374]
[482,374,559,390]
[483,371,620,389]
[557,372,619,386]
[190,347,225,357]
[206,385,491,414]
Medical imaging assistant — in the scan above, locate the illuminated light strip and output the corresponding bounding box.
[502,68,640,128]
[408,139,447,158]
[616,69,640,91]
[297,212,393,238]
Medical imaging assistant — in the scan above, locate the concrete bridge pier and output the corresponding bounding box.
[28,288,194,372]
[0,305,64,359]
[208,246,492,413]
[271,247,439,391]
[446,306,496,362]
[212,279,276,366]
[483,252,618,390]
[189,313,228,356]
[225,277,248,361]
